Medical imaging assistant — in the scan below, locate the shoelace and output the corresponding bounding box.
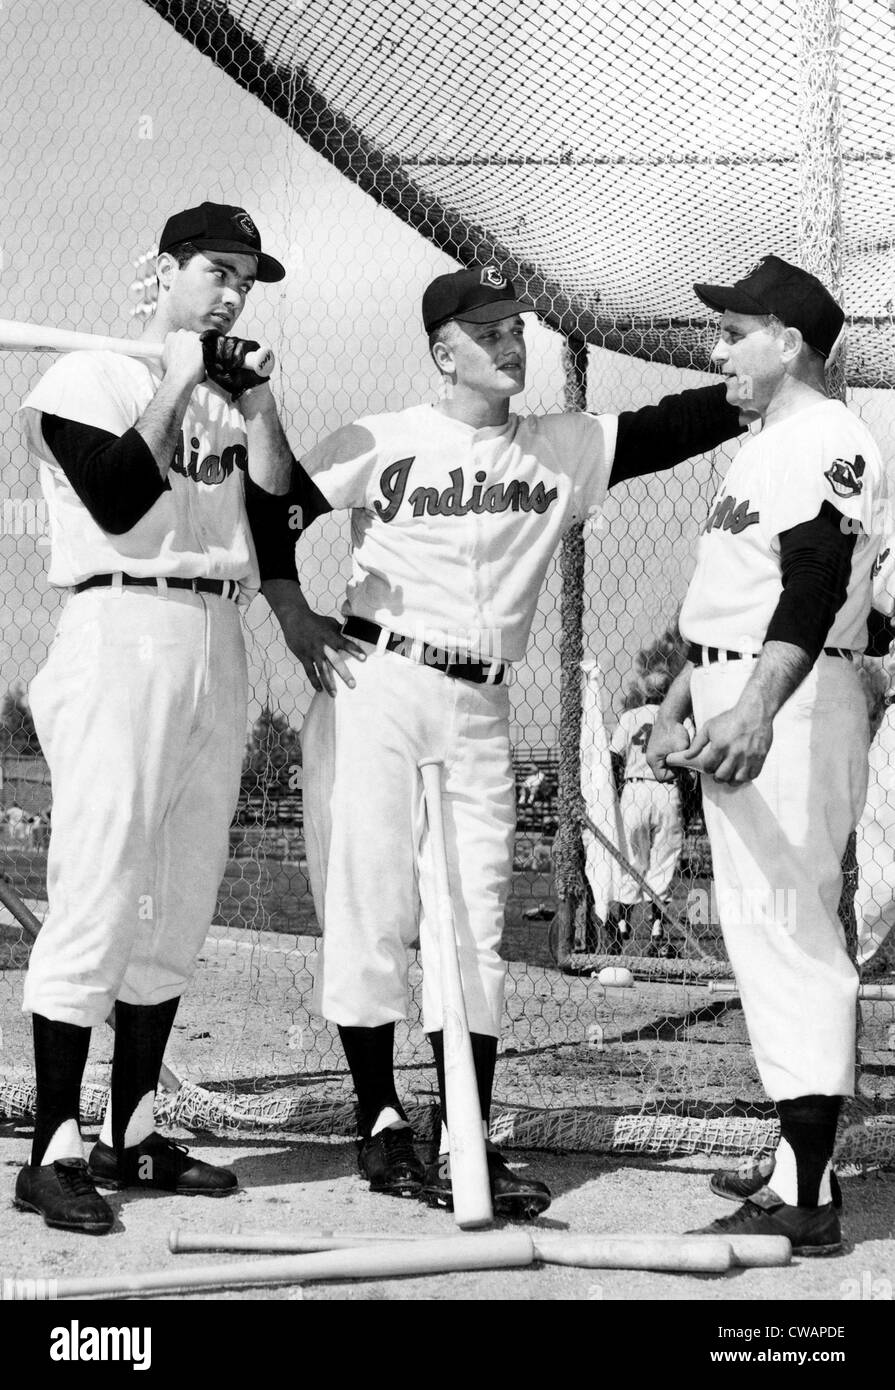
[718,1201,770,1229]
[381,1128,417,1158]
[148,1137,190,1168]
[56,1161,99,1198]
[161,1139,189,1157]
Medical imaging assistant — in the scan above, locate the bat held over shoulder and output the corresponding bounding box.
[0,317,274,378]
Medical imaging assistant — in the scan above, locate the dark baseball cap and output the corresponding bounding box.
[423,266,535,334]
[158,202,285,283]
[694,255,844,360]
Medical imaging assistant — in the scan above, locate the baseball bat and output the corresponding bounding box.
[710,979,895,1000]
[0,318,274,377]
[17,1233,536,1300]
[419,759,493,1230]
[169,1228,421,1253]
[0,875,181,1093]
[859,982,895,1000]
[169,1228,787,1269]
[531,1232,788,1269]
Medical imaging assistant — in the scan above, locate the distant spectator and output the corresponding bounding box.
[518,767,547,809]
[6,801,26,843]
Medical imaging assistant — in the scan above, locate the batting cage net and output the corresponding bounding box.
[1,0,894,1164]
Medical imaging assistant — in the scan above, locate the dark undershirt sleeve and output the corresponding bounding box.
[763,501,858,661]
[866,605,895,658]
[245,460,333,583]
[609,382,743,487]
[41,414,168,535]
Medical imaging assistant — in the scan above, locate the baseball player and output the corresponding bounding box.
[250,264,746,1218]
[13,202,293,1234]
[647,255,887,1254]
[607,668,688,957]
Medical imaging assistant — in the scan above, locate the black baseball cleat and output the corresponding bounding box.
[357,1125,425,1198]
[421,1144,552,1221]
[686,1186,842,1257]
[603,929,629,957]
[14,1157,114,1234]
[710,1157,842,1209]
[645,936,679,959]
[88,1135,238,1196]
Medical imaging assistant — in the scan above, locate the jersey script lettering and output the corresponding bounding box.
[169,435,248,485]
[705,493,760,534]
[373,458,559,523]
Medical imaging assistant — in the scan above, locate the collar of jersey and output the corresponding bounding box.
[426,403,516,440]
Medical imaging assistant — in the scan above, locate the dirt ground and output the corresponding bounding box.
[1,1123,893,1304]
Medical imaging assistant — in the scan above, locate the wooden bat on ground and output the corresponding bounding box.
[170,1227,790,1269]
[7,1233,537,1300]
[8,1231,744,1299]
[0,317,274,377]
[419,759,493,1230]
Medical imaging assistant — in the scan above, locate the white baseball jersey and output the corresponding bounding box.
[680,399,885,652]
[301,403,617,662]
[19,352,259,600]
[610,705,662,780]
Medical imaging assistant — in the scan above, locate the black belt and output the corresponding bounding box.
[343,616,507,686]
[74,573,239,601]
[686,642,853,665]
[625,777,658,782]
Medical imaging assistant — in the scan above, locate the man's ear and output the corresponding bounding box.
[156,251,177,292]
[780,325,804,362]
[431,339,455,376]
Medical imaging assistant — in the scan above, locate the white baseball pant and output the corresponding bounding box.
[301,642,515,1036]
[692,655,868,1101]
[616,780,683,905]
[24,587,247,1027]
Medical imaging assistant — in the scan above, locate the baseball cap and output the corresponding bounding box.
[423,265,535,334]
[693,255,845,360]
[158,202,285,283]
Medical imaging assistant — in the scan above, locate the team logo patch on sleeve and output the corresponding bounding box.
[824,454,865,498]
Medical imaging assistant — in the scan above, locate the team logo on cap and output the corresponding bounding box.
[824,454,865,498]
[233,212,258,240]
[480,266,507,289]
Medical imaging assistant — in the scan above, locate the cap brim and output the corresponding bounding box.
[693,282,768,316]
[179,237,286,283]
[453,298,537,324]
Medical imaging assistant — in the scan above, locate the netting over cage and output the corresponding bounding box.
[0,0,894,1162]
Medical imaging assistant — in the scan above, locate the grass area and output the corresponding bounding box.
[1,830,722,968]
